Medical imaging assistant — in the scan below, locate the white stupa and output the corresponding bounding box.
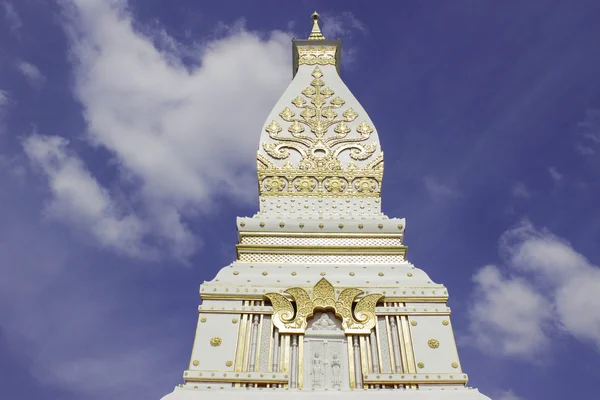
[161,12,492,400]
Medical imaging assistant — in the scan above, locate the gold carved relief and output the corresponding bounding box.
[265,278,383,334]
[298,46,336,66]
[258,66,383,198]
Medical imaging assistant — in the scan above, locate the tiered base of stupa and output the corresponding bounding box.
[162,387,491,400]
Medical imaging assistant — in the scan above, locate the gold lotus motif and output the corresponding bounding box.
[265,278,383,334]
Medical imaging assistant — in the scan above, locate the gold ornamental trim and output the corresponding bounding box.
[265,278,382,334]
[236,244,407,254]
[362,373,468,386]
[298,46,336,66]
[184,370,289,384]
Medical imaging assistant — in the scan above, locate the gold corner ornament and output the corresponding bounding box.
[265,278,383,334]
[258,66,383,198]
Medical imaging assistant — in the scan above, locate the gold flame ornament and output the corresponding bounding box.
[265,278,383,334]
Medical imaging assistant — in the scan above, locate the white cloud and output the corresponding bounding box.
[424,176,461,199]
[22,134,165,259]
[468,220,600,360]
[18,61,46,87]
[22,0,293,260]
[495,389,525,400]
[1,1,22,37]
[321,11,367,39]
[469,264,552,357]
[0,89,9,135]
[548,166,563,183]
[511,182,530,199]
[575,143,595,155]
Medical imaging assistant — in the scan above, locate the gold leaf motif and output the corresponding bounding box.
[321,87,334,97]
[292,96,306,107]
[265,120,282,135]
[279,107,295,121]
[356,121,374,134]
[288,121,305,135]
[330,97,345,107]
[343,108,358,121]
[334,122,350,135]
[311,66,323,78]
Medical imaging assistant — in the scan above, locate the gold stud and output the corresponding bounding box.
[210,337,222,347]
[378,272,384,276]
[240,222,246,227]
[428,339,440,349]
[291,271,297,276]
[259,222,265,227]
[262,271,268,276]
[378,224,383,229]
[279,222,285,227]
[349,272,355,276]
[411,320,417,326]
[299,223,304,228]
[226,361,233,367]
[407,272,413,277]
[451,362,459,369]
[397,224,403,229]
[338,223,344,229]
[193,360,199,366]
[233,271,239,275]
[319,223,324,228]
[232,318,239,323]
[320,272,326,276]
[358,224,364,229]
[200,317,207,323]
[442,320,449,326]
[417,362,425,368]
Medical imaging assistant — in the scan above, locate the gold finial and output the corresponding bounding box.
[308,11,325,40]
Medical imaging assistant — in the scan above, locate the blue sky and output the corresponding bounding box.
[1,0,600,399]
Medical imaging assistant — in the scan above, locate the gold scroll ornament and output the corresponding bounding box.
[265,278,383,334]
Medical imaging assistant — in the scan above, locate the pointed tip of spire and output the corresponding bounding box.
[308,11,325,40]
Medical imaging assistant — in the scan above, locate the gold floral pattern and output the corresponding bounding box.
[258,66,383,198]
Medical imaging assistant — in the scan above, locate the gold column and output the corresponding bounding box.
[347,336,356,389]
[385,315,397,373]
[255,312,264,372]
[298,335,304,389]
[374,318,385,373]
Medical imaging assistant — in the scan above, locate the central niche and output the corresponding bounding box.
[304,311,349,390]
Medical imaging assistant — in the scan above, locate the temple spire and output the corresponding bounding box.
[308,11,325,40]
